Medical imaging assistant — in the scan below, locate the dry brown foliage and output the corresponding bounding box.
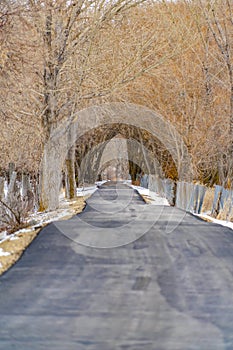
[0,1,232,187]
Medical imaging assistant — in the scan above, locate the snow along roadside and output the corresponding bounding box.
[132,184,233,231]
[130,185,170,206]
[194,213,233,231]
[0,194,88,275]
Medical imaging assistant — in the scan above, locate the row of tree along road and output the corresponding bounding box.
[1,163,233,235]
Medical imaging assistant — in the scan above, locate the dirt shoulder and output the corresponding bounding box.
[0,196,87,276]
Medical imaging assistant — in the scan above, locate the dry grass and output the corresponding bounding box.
[141,195,153,204]
[59,196,87,220]
[0,196,87,276]
[0,229,40,275]
[217,199,233,222]
[198,215,213,223]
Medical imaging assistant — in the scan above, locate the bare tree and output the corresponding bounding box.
[197,0,233,185]
[3,0,232,209]
[31,0,189,209]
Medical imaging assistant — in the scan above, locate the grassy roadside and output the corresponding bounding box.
[0,196,87,276]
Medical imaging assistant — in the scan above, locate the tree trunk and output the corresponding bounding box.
[65,145,76,199]
[39,140,62,211]
[7,171,17,200]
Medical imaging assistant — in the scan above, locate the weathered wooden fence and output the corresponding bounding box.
[2,164,233,232]
[142,174,233,220]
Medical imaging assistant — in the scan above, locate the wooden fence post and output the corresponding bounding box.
[8,162,15,184]
[22,173,31,198]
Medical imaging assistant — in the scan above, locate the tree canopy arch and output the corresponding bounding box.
[40,103,192,210]
[75,123,177,184]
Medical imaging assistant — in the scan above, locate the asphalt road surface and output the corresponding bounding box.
[1,182,233,350]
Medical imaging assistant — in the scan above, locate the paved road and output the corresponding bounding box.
[1,182,233,349]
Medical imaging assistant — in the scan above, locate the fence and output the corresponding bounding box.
[1,165,233,231]
[146,175,175,205]
[142,174,233,220]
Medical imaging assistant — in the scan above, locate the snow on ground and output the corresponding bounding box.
[0,248,10,257]
[0,195,85,246]
[147,190,170,206]
[77,185,97,197]
[1,180,233,250]
[131,185,150,196]
[76,181,108,197]
[0,231,7,241]
[132,184,233,230]
[9,236,19,241]
[195,213,233,231]
[130,184,170,206]
[0,183,102,245]
[29,208,72,227]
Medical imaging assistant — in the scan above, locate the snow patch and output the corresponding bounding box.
[9,236,19,241]
[195,213,233,231]
[76,181,107,197]
[77,186,97,197]
[131,185,149,196]
[0,187,90,244]
[0,231,7,241]
[130,185,170,206]
[29,208,72,227]
[0,248,10,257]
